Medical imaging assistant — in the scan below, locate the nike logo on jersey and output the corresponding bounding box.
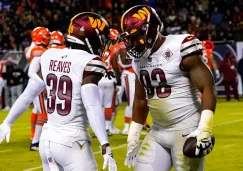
[61,55,67,58]
[182,133,189,137]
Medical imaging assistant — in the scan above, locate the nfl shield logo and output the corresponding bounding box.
[163,49,173,61]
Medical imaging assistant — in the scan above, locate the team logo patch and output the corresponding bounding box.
[163,49,173,61]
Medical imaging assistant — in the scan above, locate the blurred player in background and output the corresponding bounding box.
[48,31,66,49]
[99,29,122,135]
[202,40,220,79]
[121,5,216,171]
[25,27,51,150]
[0,60,6,109]
[107,29,124,134]
[0,12,117,171]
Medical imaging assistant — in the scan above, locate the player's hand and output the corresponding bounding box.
[187,128,214,157]
[102,144,117,171]
[0,122,11,144]
[124,141,139,168]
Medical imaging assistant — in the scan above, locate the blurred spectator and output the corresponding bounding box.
[219,52,240,101]
[2,57,14,110]
[2,57,26,109]
[0,60,6,109]
[9,62,26,106]
[1,0,243,50]
[238,57,243,91]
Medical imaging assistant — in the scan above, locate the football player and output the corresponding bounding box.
[202,40,220,79]
[24,27,50,150]
[28,27,50,150]
[48,31,66,49]
[0,12,117,171]
[98,29,122,135]
[120,5,216,171]
[25,27,47,142]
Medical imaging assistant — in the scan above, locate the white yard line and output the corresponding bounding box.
[22,118,243,171]
[0,149,12,153]
[214,119,243,127]
[221,144,235,148]
[23,166,42,171]
[12,127,30,131]
[230,112,243,115]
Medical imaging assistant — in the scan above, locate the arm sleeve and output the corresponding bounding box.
[83,57,106,79]
[180,35,203,58]
[28,57,41,78]
[81,84,109,145]
[3,74,45,126]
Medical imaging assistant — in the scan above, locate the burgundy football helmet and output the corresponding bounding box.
[120,5,163,59]
[67,12,110,56]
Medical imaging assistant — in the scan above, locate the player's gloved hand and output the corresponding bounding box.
[125,141,139,168]
[124,121,143,168]
[0,122,11,144]
[116,85,123,104]
[187,110,214,157]
[215,70,220,79]
[102,144,117,171]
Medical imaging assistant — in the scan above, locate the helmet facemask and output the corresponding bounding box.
[120,5,163,59]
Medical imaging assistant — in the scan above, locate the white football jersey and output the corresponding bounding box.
[132,34,203,130]
[40,48,106,146]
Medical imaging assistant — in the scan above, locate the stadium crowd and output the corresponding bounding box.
[0,0,242,107]
[1,0,243,50]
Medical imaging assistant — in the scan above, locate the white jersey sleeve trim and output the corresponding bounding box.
[84,57,107,76]
[180,37,202,58]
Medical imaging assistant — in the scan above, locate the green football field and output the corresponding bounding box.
[0,99,243,171]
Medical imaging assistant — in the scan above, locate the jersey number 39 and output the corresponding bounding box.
[46,74,72,116]
[140,68,171,99]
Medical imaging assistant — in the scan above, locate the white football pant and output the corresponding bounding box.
[39,140,97,171]
[135,126,205,171]
[98,82,115,108]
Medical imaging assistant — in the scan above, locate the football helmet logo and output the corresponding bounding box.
[120,5,163,59]
[67,12,110,56]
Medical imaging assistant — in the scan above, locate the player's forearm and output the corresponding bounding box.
[127,98,148,143]
[4,74,45,125]
[132,98,149,124]
[81,84,109,145]
[201,84,217,112]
